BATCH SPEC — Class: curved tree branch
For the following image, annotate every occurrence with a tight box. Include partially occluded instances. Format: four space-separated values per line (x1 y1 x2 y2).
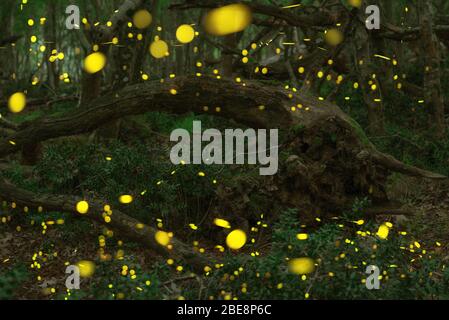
169 0 341 28
0 76 445 181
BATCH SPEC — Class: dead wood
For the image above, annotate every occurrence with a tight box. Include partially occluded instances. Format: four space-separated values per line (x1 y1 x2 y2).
0 76 445 219
0 178 210 273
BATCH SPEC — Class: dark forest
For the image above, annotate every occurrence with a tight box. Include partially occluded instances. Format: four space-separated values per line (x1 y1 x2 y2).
1 0 449 301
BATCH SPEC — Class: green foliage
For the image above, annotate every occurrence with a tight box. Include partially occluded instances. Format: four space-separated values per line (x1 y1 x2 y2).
372 126 449 176
62 260 167 300
0 265 29 299
6 100 76 124
145 112 240 134
349 197 371 218
199 208 449 300
336 67 449 176
1 0 449 302
30 137 225 228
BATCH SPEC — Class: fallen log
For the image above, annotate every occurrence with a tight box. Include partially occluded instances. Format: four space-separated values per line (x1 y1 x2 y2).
0 178 210 273
0 75 446 264
0 76 445 216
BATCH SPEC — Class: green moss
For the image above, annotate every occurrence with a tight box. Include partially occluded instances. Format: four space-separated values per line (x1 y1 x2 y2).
291 124 305 135
347 117 371 146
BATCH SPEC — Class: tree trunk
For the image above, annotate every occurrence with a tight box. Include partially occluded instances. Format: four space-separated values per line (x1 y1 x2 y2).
44 0 59 92
222 34 237 77
420 0 446 138
354 4 385 136
0 2 16 96
79 0 145 140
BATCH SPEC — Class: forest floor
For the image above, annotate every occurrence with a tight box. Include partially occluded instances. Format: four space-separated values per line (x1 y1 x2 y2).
389 177 449 245
2 174 449 300
2 102 449 299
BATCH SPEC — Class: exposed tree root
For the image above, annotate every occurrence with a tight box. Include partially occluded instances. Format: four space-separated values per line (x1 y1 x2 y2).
0 76 446 258
358 150 447 180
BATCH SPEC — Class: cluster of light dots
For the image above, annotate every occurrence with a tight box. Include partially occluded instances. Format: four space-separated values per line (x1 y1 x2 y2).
2 187 446 300
1 1 439 300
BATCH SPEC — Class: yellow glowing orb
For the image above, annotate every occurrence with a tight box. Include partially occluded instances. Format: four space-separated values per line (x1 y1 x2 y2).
296 233 308 240
214 218 231 229
83 52 106 74
133 10 153 29
155 231 170 246
203 4 252 36
76 260 95 278
8 92 27 113
176 24 195 44
325 29 344 46
76 201 89 214
288 257 315 275
348 0 362 8
226 229 247 250
149 40 169 59
377 224 389 239
119 195 133 204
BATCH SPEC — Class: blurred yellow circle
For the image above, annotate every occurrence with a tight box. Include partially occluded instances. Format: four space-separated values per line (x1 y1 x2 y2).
176 24 195 44
226 229 247 250
150 40 169 59
133 10 152 29
8 92 27 113
203 4 252 36
76 201 89 214
325 29 344 46
76 260 95 278
83 52 107 74
155 231 170 246
288 258 315 275
119 195 133 204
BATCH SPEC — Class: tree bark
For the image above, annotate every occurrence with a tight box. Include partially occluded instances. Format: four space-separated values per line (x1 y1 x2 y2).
0 179 210 273
44 0 59 91
420 1 446 138
356 4 385 136
0 77 445 216
80 0 145 106
79 0 146 141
